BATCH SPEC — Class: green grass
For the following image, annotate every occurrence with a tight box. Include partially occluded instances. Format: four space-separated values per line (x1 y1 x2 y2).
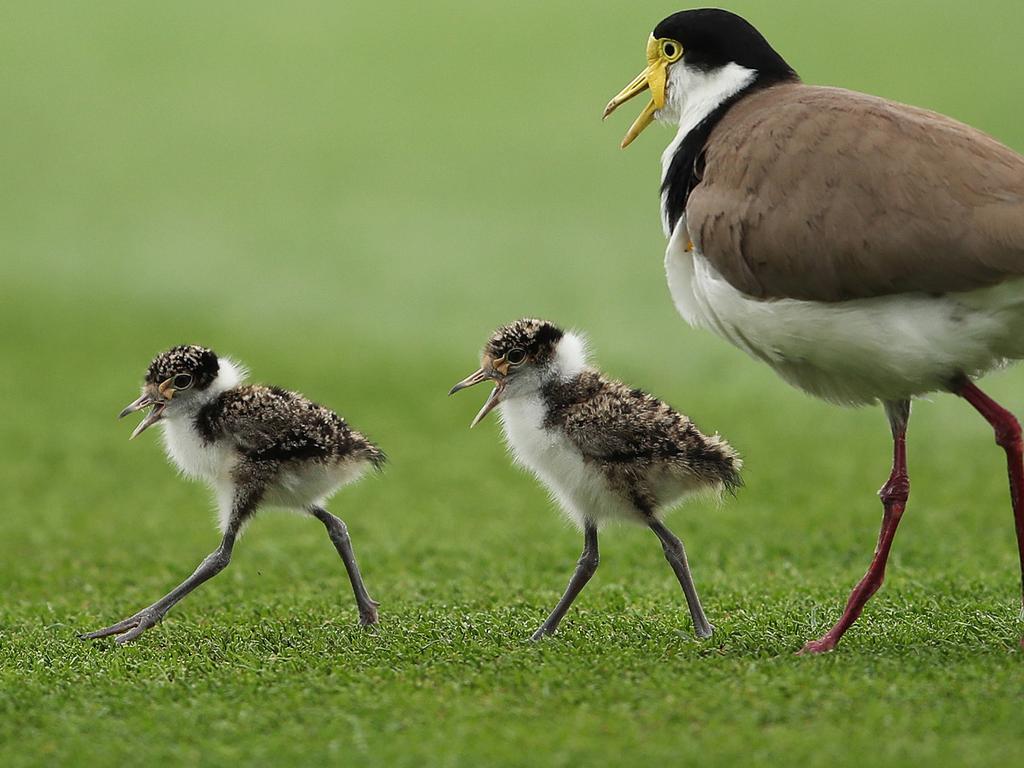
3 1 1024 765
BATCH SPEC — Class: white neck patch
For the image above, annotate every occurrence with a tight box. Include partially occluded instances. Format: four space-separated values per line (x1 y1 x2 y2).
211 357 247 394
658 61 756 236
552 332 589 379
660 60 757 137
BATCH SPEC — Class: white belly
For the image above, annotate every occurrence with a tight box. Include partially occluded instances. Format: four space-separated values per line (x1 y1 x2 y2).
262 460 370 510
664 227 1024 405
497 395 638 528
161 416 370 532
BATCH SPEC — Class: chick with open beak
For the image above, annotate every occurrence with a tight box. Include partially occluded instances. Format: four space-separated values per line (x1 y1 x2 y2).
450 319 742 641
448 349 520 428
118 344 220 439
83 344 387 645
120 374 187 438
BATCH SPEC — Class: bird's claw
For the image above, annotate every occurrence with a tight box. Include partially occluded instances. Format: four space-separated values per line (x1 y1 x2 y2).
797 636 837 655
79 609 165 645
358 603 380 626
529 626 554 642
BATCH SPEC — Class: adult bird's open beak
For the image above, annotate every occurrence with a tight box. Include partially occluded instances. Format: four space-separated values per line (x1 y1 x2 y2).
119 388 166 440
449 368 505 428
603 36 671 148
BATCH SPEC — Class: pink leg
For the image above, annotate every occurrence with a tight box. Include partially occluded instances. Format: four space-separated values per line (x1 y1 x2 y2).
800 401 911 654
955 378 1024 648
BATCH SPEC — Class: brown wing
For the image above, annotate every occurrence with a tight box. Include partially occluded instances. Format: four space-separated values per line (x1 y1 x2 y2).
685 84 1024 302
556 379 692 464
198 386 354 462
545 373 742 490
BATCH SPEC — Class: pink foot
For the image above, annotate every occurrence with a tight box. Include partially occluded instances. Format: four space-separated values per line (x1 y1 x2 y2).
797 636 837 655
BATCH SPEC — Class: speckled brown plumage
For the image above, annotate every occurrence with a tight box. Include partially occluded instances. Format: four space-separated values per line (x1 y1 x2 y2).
542 370 741 512
81 345 385 645
451 318 741 641
195 385 385 468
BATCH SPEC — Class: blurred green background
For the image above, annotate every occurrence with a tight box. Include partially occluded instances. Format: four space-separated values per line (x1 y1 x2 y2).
2 1 1024 766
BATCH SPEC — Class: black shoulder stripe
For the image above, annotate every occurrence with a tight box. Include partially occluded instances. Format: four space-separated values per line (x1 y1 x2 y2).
661 75 789 235
194 399 221 444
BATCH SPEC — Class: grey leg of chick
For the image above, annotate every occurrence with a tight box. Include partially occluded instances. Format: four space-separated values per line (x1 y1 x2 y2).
649 519 714 639
80 521 240 645
310 506 379 626
531 522 599 641
81 480 264 645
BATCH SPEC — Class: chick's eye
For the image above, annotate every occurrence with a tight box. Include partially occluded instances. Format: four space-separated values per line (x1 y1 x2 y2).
661 40 682 61
172 373 194 390
506 348 526 365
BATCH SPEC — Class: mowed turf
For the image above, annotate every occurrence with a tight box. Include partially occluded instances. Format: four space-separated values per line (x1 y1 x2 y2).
2 1 1024 765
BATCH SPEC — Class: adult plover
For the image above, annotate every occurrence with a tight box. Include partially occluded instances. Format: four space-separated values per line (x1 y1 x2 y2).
603 8 1024 651
80 345 386 644
450 319 741 640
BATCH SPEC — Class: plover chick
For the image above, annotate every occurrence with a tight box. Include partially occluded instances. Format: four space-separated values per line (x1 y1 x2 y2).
450 319 741 640
81 345 386 645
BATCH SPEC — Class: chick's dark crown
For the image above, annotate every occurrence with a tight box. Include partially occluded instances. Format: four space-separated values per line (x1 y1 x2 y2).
484 319 564 363
145 345 220 389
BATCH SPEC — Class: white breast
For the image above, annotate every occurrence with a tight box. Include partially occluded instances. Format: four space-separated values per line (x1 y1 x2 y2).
497 394 638 528
664 226 1024 404
161 417 237 483
158 417 238 532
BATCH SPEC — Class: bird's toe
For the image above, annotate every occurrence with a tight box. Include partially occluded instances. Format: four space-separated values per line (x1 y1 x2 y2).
80 608 166 644
112 610 165 644
797 637 836 655
79 615 140 641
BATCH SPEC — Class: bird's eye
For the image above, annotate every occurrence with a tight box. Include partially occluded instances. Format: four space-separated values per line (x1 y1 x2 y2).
506 348 527 365
172 373 194 390
661 40 682 62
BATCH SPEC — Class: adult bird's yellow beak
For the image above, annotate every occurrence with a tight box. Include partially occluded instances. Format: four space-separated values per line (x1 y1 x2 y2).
449 366 505 428
603 36 674 148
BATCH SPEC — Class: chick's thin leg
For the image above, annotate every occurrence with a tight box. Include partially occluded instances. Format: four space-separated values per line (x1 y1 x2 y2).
310 505 379 626
80 524 238 645
649 519 714 639
532 523 599 641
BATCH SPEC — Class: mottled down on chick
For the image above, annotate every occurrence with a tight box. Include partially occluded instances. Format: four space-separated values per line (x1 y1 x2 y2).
451 318 741 641
81 345 385 645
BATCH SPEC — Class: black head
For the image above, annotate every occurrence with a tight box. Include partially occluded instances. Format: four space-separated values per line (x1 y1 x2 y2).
604 8 798 147
653 9 796 79
144 345 220 391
